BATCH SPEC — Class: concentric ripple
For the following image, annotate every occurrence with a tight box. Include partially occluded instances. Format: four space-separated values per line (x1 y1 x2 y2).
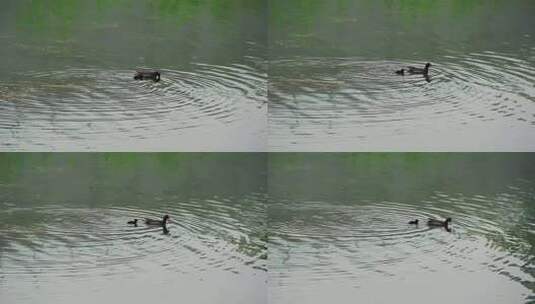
269 51 535 150
0 63 266 150
269 185 535 304
0 201 267 282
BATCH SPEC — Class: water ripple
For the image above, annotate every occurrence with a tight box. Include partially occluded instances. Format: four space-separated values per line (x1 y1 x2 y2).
0 63 266 150
0 202 267 280
269 51 535 150
270 187 535 302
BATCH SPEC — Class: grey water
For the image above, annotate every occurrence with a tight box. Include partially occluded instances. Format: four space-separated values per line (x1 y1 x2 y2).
268 0 535 151
0 0 266 151
0 154 267 304
268 154 535 304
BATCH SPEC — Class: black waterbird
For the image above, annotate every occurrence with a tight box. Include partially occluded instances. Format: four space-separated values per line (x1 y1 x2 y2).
427 217 452 232
134 70 161 82
407 63 431 75
145 214 170 226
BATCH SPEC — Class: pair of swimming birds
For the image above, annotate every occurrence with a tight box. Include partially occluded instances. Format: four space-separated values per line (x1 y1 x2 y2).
395 63 431 76
128 214 169 226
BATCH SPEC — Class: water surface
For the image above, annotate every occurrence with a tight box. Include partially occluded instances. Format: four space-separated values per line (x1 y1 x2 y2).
268 0 535 151
0 153 267 304
0 0 266 151
269 153 535 304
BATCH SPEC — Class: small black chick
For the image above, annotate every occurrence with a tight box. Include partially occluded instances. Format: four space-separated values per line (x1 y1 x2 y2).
127 219 138 226
395 69 405 75
408 219 419 225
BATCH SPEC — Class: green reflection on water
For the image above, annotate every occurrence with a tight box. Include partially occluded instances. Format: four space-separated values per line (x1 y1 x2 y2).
0 153 266 208
14 0 264 33
269 0 535 58
269 153 535 200
1 0 266 73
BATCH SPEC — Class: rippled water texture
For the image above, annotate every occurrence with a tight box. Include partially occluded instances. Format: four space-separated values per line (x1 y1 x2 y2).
269 0 535 151
269 154 535 304
0 1 266 151
0 65 266 150
0 154 267 304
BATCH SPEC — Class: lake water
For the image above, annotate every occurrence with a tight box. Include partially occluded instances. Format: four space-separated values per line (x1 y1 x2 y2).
0 0 266 151
0 154 267 304
1 153 534 303
268 0 535 151
269 154 535 304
